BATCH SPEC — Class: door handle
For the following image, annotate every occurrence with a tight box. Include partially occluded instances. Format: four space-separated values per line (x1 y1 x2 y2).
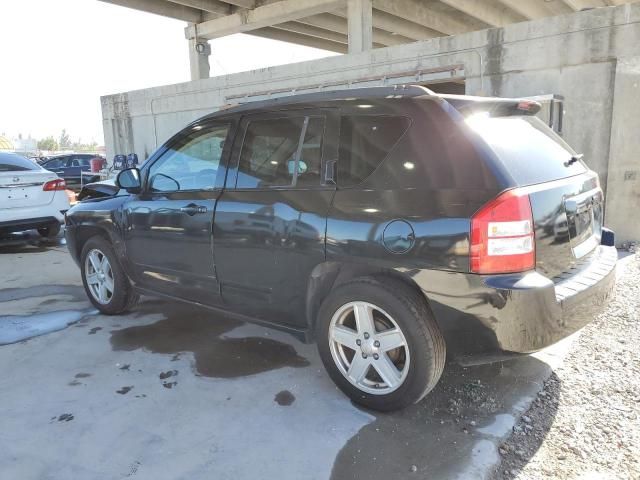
180 204 208 216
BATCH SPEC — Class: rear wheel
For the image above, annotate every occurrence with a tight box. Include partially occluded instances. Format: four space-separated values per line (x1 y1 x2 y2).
316 276 445 411
80 236 138 314
37 223 61 238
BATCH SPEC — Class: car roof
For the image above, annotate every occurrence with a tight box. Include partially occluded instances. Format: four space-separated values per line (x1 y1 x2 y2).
197 85 435 123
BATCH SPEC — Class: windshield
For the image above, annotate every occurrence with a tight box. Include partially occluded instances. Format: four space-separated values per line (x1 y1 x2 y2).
466 114 587 185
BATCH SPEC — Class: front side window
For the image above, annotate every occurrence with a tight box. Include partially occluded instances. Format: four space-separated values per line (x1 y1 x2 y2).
236 115 325 189
148 124 229 192
338 115 411 187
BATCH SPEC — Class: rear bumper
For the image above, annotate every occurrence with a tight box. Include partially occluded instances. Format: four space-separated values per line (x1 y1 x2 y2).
0 215 63 233
421 245 617 357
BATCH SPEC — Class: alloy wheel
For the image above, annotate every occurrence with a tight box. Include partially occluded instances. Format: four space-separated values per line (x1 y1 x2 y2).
328 301 410 395
85 248 115 305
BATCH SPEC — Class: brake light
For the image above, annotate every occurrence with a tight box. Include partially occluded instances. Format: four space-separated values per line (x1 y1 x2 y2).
43 179 66 191
470 189 535 274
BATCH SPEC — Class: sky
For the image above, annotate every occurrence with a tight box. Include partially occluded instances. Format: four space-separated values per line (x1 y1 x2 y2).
0 0 336 145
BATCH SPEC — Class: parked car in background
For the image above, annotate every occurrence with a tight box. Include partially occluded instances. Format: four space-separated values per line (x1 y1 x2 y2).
66 86 617 411
0 152 69 238
40 154 105 191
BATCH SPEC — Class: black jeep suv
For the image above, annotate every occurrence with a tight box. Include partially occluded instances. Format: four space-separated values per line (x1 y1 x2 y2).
65 86 616 411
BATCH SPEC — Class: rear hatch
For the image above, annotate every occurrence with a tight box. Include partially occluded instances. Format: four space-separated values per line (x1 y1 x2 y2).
448 96 603 278
0 166 59 209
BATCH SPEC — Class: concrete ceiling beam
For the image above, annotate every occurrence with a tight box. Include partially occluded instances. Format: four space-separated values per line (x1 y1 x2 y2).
561 0 609 11
372 0 476 35
437 0 526 26
166 0 230 15
98 0 203 23
297 13 413 46
247 26 349 52
274 21 348 44
224 0 257 8
495 0 570 19
368 10 442 39
186 0 345 39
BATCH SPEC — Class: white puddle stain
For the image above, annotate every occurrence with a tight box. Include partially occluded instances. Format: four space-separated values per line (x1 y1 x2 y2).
0 310 94 345
477 413 516 437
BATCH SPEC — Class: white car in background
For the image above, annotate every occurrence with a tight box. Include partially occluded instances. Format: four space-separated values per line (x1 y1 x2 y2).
0 152 70 238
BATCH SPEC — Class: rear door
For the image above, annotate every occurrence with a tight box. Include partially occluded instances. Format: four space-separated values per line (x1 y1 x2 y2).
0 154 59 210
213 109 338 327
466 114 601 277
66 155 92 189
122 121 233 305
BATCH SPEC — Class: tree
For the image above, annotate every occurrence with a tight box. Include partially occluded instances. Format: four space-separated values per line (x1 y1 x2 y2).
72 139 99 152
37 136 58 151
59 129 71 150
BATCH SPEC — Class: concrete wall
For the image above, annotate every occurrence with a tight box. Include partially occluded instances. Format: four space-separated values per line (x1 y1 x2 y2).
604 55 640 245
101 3 640 243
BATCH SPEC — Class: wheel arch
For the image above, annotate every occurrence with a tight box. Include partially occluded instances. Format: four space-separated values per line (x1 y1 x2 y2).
305 261 432 340
73 224 107 254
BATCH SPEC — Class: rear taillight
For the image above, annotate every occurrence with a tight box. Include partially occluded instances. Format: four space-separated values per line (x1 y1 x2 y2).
43 179 66 191
470 189 535 274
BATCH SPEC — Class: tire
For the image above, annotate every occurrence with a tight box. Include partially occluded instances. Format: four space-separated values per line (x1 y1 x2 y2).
80 235 139 315
38 223 61 238
316 276 446 411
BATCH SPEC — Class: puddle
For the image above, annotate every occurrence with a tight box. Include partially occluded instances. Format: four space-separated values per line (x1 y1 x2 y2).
57 413 74 422
110 302 309 379
477 413 515 437
159 370 178 380
0 309 92 345
330 357 555 480
274 390 296 406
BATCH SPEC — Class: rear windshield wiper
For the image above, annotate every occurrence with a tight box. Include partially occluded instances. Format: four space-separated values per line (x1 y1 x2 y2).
564 153 584 167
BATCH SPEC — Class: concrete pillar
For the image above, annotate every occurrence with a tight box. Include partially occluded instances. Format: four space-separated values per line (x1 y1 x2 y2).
605 56 640 245
188 34 211 80
347 0 373 54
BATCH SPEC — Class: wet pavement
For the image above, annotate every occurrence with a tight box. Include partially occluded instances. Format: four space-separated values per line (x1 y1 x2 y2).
0 230 573 480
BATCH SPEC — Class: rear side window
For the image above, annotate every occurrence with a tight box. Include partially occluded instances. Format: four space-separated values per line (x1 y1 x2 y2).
338 115 410 187
467 115 587 185
237 115 325 188
0 153 38 172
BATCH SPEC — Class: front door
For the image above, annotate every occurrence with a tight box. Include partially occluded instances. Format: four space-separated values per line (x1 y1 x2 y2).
123 121 232 306
213 109 338 328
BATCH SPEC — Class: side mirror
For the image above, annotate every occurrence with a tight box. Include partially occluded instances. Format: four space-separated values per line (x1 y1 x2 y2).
116 168 142 193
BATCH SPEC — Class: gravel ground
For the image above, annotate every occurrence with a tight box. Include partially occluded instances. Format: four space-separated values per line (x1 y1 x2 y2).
493 252 640 480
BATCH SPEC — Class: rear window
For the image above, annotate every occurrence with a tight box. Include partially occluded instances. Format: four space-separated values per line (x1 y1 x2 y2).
338 115 410 187
0 153 39 172
466 114 587 185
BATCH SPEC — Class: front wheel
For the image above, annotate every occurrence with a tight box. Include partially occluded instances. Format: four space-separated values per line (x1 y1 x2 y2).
80 236 138 314
316 276 446 411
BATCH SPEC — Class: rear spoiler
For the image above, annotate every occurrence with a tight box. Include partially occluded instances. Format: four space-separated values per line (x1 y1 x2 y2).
437 94 541 117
